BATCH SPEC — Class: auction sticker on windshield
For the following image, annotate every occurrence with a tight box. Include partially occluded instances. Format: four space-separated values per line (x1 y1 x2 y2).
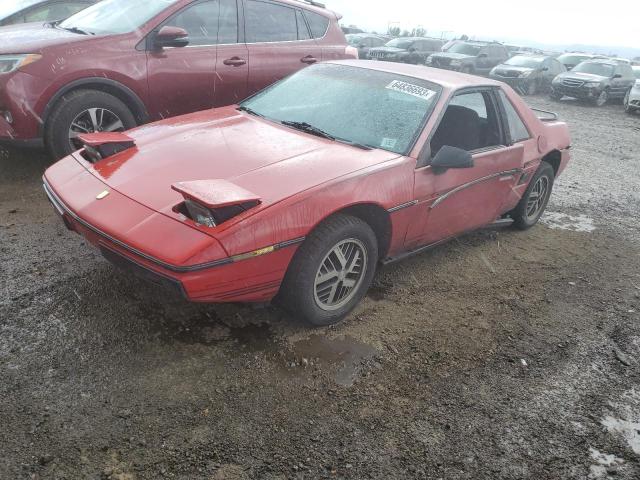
386 80 436 101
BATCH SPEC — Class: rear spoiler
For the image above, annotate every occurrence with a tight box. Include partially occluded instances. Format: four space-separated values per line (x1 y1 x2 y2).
77 132 136 162
171 180 261 209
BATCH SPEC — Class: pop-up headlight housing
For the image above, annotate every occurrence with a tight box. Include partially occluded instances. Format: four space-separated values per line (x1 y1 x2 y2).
172 180 261 228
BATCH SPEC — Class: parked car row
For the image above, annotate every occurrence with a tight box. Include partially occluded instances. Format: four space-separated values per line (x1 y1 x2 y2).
0 0 356 159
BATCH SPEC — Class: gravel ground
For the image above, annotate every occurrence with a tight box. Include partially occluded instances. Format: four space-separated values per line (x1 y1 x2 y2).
1 96 639 480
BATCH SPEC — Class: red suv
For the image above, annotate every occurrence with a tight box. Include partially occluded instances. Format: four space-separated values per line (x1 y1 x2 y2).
0 0 353 158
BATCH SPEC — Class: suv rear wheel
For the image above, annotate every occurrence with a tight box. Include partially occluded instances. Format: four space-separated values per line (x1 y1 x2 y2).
45 89 137 160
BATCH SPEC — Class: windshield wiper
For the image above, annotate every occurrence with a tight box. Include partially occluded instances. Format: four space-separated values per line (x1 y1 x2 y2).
281 121 374 150
280 121 335 140
59 25 94 35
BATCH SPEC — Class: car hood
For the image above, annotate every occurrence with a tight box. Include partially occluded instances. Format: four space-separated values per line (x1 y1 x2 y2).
77 107 400 221
556 72 608 82
494 64 535 73
432 52 473 60
0 23 90 53
369 47 405 54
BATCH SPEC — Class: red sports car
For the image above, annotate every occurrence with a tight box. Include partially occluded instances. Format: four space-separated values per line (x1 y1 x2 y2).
43 61 571 326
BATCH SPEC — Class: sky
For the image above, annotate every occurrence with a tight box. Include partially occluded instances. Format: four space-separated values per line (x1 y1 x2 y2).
325 0 639 50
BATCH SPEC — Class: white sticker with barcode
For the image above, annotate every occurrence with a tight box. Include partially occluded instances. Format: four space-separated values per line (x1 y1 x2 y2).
380 138 398 149
386 80 436 101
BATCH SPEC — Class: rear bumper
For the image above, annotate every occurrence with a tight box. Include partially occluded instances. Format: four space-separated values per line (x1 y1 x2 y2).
43 177 299 303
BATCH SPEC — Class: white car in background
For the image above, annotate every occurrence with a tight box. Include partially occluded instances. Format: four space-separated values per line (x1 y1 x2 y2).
625 66 640 114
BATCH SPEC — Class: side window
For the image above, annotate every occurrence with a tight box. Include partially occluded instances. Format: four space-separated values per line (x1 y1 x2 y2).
295 10 311 40
218 0 238 44
431 91 503 156
167 1 219 46
246 0 297 43
304 11 329 39
498 90 530 143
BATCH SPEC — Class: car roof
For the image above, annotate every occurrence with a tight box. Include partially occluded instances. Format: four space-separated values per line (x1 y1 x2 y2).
584 59 618 66
328 60 503 90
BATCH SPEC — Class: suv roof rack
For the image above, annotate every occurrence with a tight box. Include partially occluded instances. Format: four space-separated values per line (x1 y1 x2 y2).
295 0 326 8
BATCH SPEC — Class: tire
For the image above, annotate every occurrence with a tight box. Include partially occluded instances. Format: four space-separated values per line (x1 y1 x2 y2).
279 214 378 326
526 80 537 96
45 89 137 160
511 162 555 230
550 90 563 101
594 89 609 107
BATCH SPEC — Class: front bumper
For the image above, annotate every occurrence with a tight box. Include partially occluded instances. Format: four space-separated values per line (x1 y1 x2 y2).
551 83 602 99
0 71 49 142
43 167 299 303
628 88 640 109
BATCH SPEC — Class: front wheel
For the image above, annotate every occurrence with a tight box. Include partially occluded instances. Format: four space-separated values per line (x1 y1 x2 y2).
279 214 378 326
550 90 563 101
594 89 609 107
511 162 555 230
624 89 636 114
45 89 137 160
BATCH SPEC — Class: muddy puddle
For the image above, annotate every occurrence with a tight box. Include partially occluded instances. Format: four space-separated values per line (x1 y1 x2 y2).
290 335 379 387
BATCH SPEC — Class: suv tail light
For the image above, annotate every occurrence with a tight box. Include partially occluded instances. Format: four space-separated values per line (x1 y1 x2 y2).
346 46 359 59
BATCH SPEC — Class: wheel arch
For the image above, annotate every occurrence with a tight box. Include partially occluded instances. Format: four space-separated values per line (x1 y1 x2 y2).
40 78 150 135
314 202 393 260
541 149 561 176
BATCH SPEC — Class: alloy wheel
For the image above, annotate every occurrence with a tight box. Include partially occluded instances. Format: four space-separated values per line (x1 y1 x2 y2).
68 108 125 149
526 176 550 220
314 238 368 311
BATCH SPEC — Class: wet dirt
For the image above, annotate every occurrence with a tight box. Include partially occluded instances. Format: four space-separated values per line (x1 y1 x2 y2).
1 97 640 479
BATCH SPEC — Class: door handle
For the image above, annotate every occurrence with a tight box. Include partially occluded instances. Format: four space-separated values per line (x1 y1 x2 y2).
223 57 246 67
301 55 317 64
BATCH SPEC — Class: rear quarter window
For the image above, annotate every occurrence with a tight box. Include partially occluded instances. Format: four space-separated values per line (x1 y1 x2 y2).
498 90 531 143
246 0 297 43
304 10 329 39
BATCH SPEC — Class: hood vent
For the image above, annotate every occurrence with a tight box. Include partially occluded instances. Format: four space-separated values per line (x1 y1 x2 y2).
78 132 136 163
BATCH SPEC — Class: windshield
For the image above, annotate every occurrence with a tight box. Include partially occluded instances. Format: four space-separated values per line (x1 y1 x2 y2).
346 35 364 46
572 62 614 77
0 0 41 20
59 0 177 35
505 56 544 68
385 39 413 49
558 54 591 64
445 43 482 56
240 64 440 155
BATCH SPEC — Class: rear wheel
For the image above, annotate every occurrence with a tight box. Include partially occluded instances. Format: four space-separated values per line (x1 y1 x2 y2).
45 89 137 160
511 162 555 230
279 214 378 326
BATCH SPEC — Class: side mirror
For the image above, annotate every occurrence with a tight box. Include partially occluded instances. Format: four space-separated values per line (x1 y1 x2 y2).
358 44 366 49
154 26 189 49
431 146 474 170
613 73 622 79
542 67 549 71
408 47 417 52
478 53 488 58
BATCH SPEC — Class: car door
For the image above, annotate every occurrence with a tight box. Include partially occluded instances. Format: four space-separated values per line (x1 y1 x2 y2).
146 0 219 120
407 88 524 247
213 0 248 106
243 0 322 96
